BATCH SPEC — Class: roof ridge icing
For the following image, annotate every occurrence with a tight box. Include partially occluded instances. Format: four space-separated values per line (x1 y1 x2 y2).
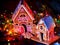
12 0 35 21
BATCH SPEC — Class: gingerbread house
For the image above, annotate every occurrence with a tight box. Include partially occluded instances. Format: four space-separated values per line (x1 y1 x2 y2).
12 0 59 45
37 16 56 41
12 0 35 34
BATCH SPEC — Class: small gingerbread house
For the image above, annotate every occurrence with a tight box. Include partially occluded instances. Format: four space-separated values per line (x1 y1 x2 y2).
37 16 56 41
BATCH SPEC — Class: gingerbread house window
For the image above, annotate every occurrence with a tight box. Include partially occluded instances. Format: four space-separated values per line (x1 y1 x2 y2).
20 15 25 17
39 25 44 30
16 24 18 25
40 26 43 30
28 23 30 25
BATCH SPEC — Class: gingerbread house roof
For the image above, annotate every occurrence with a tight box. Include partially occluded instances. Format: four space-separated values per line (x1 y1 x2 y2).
12 0 35 21
38 16 55 30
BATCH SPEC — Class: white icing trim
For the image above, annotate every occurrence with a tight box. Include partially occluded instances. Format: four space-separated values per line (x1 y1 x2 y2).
12 5 34 21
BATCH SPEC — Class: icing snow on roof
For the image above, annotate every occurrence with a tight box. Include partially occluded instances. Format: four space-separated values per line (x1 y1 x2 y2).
42 16 55 30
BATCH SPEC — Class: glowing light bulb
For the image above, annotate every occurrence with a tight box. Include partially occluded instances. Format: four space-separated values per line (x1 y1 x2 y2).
55 18 57 21
8 31 12 35
6 29 9 32
8 40 10 42
1 14 3 17
7 20 9 23
9 31 12 34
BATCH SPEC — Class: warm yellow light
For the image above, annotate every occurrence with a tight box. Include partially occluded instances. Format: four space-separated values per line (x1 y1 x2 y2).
7 20 9 23
1 14 3 17
8 31 12 34
38 13 44 16
55 18 57 21
9 31 12 34
5 25 7 28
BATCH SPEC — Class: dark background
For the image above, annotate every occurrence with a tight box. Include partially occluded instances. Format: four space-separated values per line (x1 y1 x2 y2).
0 0 60 15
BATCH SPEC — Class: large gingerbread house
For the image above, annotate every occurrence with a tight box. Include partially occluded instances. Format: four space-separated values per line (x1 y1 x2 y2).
12 0 34 33
12 0 59 45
